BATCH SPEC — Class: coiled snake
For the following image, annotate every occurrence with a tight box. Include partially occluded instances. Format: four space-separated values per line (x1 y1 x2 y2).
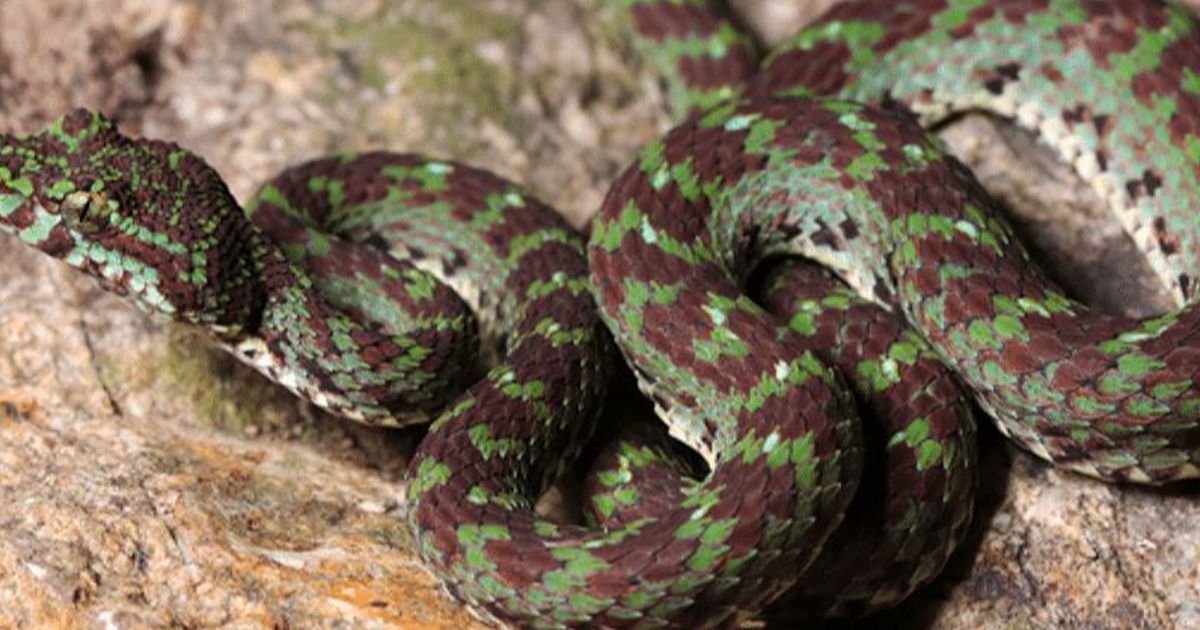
1 0 1198 627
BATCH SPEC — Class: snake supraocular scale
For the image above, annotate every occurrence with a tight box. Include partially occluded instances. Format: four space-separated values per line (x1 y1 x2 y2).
0 0 1199 628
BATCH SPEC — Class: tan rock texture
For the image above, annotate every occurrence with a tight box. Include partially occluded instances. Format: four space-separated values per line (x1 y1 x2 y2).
0 1 1198 628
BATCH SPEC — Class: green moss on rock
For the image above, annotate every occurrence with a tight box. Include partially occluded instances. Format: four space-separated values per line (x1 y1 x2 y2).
313 0 523 148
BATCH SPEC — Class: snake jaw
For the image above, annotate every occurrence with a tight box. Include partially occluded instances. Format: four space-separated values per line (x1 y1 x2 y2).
0 179 191 322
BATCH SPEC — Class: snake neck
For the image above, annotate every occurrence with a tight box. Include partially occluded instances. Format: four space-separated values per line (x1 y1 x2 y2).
194 217 276 342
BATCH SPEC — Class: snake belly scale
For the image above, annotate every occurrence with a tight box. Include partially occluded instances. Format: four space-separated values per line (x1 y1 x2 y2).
0 0 1198 628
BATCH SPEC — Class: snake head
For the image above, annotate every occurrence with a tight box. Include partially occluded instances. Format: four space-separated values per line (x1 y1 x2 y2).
0 109 265 335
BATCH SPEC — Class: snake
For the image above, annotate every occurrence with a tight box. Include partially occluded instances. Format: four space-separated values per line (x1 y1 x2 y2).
2 0 1200 627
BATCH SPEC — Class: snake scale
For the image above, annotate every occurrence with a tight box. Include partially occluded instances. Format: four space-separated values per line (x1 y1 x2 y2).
2 0 1199 627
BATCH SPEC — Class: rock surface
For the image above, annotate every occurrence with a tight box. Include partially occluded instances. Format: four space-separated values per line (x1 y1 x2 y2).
0 1 1198 628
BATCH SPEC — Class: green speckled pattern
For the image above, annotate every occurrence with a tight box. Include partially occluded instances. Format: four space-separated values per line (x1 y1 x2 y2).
583 0 1200 625
5 0 1200 627
746 0 1200 483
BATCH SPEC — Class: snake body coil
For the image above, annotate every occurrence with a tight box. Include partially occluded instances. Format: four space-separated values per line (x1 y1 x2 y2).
1 0 1199 627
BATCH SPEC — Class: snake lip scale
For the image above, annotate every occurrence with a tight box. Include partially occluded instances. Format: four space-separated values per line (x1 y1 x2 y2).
2 0 1200 627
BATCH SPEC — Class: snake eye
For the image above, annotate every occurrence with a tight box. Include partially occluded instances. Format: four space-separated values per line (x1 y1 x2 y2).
60 190 111 234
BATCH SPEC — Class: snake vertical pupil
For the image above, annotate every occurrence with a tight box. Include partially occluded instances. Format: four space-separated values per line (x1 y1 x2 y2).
60 190 109 233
